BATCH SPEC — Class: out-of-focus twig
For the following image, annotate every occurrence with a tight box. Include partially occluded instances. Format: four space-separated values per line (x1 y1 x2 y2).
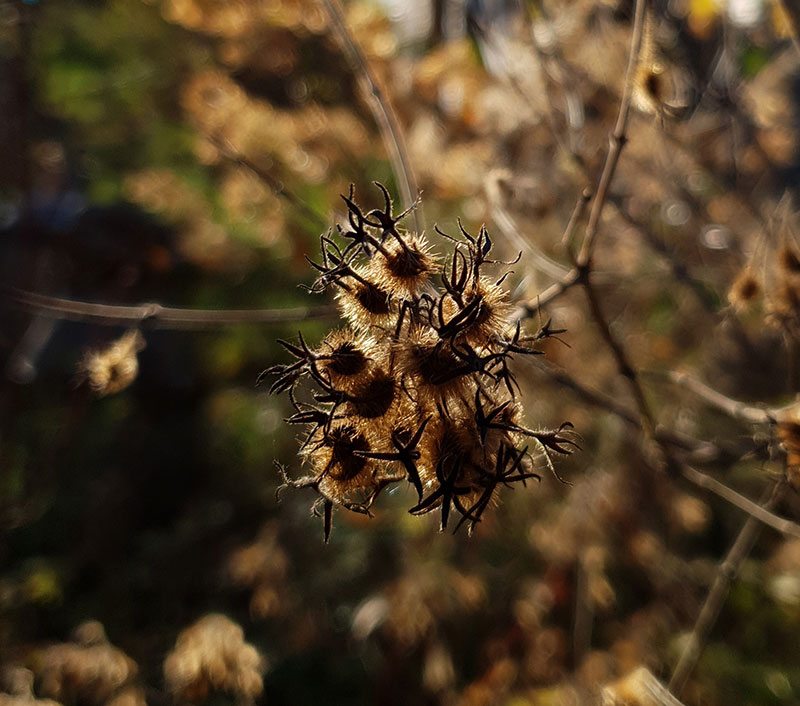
604 667 690 706
535 359 798 538
575 0 648 265
484 171 572 280
609 196 719 313
513 269 581 320
581 271 659 441
531 359 725 461
681 465 800 538
664 370 776 424
668 480 787 696
513 189 592 319
518 0 648 324
3 288 337 329
320 0 423 233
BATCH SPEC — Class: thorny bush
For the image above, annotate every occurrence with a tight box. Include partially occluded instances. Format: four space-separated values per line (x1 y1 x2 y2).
262 184 578 541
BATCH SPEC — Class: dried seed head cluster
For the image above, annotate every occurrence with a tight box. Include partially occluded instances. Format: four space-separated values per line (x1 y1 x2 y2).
0 667 60 706
34 621 139 706
263 184 576 541
163 614 264 705
78 330 146 397
728 233 800 338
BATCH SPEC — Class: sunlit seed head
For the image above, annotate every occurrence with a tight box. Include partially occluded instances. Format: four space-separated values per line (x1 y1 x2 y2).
79 330 145 397
348 368 396 420
325 424 371 481
396 328 473 400
368 233 438 295
317 330 371 389
335 270 394 330
267 184 571 538
448 278 514 347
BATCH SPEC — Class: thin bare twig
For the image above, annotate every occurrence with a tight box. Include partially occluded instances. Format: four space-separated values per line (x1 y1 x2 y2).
513 269 581 321
518 0 648 337
530 359 725 461
576 0 648 265
665 370 776 424
320 0 423 233
581 272 659 439
535 358 800 541
484 171 572 280
563 188 593 253
3 288 337 330
681 465 800 538
668 480 788 696
513 189 592 320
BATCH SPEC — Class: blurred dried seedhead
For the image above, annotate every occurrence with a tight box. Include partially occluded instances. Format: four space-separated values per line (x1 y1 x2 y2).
351 564 486 648
33 621 139 706
777 403 800 489
727 210 800 338
78 331 145 397
727 265 761 310
225 522 290 619
163 614 264 705
263 184 577 540
767 241 800 336
0 667 60 706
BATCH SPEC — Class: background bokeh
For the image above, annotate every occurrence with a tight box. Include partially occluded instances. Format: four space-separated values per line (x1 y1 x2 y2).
2 0 800 704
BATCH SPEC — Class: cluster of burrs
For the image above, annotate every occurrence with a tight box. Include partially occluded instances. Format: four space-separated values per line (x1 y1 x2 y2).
262 183 577 541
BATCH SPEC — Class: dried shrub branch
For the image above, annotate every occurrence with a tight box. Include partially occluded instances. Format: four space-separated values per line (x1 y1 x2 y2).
320 0 423 233
3 287 337 329
668 480 789 696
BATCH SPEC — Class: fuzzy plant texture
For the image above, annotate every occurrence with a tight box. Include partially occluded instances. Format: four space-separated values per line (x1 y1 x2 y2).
263 184 577 541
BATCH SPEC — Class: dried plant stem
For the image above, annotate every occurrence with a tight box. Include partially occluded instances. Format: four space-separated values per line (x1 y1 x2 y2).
320 0 423 233
532 359 722 460
513 190 592 319
513 269 581 320
3 288 337 330
518 0 647 317
538 358 799 539
576 0 648 265
681 466 800 538
484 172 572 279
668 481 787 697
665 371 775 424
572 551 593 667
580 273 658 439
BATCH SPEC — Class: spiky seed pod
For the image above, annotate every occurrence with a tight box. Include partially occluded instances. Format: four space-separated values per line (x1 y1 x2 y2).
265 184 574 539
396 327 475 403
457 277 515 347
316 330 371 393
335 267 395 331
303 422 383 509
345 366 397 420
313 423 371 482
368 233 438 296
